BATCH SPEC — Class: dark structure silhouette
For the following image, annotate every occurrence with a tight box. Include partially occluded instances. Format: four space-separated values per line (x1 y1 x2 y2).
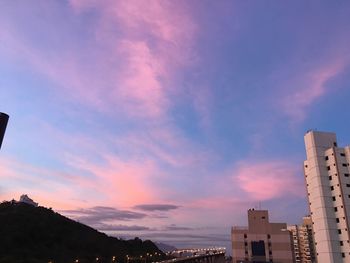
0 112 9 149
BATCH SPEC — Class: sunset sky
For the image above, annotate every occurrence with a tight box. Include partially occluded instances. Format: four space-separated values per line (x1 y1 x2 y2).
1 1 350 252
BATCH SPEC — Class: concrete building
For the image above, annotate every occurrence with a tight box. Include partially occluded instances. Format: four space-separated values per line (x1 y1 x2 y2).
304 131 350 262
231 209 294 263
288 216 316 263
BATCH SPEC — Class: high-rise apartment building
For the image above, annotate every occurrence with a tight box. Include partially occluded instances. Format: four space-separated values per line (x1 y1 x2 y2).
304 131 350 262
231 209 294 263
288 216 316 263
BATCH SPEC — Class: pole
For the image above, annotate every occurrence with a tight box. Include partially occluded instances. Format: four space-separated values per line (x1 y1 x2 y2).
0 112 9 150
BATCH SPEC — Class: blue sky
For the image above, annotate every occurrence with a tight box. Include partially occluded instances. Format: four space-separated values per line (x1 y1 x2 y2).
1 0 350 252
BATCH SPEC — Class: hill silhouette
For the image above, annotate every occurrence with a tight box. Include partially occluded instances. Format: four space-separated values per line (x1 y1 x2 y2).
0 201 164 263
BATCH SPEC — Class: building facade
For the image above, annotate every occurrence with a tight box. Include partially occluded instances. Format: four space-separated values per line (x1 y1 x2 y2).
288 216 316 263
304 131 350 262
232 209 294 263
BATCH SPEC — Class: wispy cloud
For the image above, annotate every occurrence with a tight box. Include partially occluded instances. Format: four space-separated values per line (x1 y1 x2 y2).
134 204 180 212
63 206 147 223
234 161 305 200
163 225 193 231
281 60 347 122
96 224 151 232
67 0 197 120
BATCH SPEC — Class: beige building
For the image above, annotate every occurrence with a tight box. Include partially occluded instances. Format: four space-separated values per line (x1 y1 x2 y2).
288 216 316 263
232 209 294 263
304 131 350 262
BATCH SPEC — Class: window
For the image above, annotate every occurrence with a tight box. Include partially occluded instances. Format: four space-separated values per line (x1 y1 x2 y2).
334 142 338 147
331 186 334 191
338 229 342 234
329 176 332 180
262 216 266 219
244 234 247 238
342 253 345 258
347 184 350 187
335 207 338 212
251 241 265 257
336 218 340 223
267 234 271 239
343 163 348 167
345 174 350 177
341 153 346 157
340 241 344 246
244 242 248 246
333 196 336 201
327 166 331 170
325 156 329 161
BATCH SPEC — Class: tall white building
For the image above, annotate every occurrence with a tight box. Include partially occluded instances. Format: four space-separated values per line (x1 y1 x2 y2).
304 131 350 262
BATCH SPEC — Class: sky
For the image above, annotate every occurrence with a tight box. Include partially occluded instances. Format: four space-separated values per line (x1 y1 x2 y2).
1 0 350 253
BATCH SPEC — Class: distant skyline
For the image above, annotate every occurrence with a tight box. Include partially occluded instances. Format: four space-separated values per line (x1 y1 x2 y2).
1 1 350 251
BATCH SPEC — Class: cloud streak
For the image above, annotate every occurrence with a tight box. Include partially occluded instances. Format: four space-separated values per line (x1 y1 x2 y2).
234 161 305 201
281 60 347 122
63 206 147 224
133 204 180 212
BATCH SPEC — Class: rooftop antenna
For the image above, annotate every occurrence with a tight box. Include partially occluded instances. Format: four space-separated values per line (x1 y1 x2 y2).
0 112 9 150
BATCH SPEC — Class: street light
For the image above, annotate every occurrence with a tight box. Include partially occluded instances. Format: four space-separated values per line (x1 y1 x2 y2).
0 112 9 150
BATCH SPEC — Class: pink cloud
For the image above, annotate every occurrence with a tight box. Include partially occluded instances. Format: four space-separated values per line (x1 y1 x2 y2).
101 0 197 119
281 59 346 123
0 157 89 209
1 1 197 121
0 153 160 209
64 154 161 207
112 1 194 44
234 161 305 200
114 40 168 119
